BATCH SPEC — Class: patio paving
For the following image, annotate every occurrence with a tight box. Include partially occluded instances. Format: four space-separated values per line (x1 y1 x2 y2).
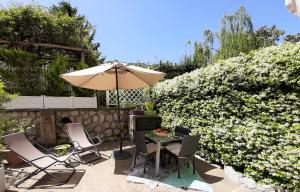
4 141 252 192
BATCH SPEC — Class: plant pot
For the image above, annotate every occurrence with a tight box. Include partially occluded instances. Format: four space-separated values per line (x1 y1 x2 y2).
130 110 144 115
1 149 23 165
0 164 6 192
144 111 157 116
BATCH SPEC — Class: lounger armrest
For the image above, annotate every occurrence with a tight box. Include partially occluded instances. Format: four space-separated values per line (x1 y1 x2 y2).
70 140 83 149
28 155 57 164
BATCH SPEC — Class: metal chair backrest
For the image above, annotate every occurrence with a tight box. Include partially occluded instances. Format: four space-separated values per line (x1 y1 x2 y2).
174 126 191 137
2 132 44 162
133 131 147 154
179 135 200 157
65 123 92 148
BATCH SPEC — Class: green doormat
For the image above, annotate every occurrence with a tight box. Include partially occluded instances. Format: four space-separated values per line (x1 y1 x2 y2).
126 159 213 192
161 166 213 192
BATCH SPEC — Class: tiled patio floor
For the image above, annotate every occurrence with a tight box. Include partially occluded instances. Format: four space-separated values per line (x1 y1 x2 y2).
4 141 252 192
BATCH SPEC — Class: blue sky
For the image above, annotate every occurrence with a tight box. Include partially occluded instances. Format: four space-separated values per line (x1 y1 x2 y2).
1 0 300 63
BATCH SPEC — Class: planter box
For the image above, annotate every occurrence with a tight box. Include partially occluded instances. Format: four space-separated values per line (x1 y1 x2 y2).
129 110 144 115
0 165 6 192
144 111 157 116
2 150 24 165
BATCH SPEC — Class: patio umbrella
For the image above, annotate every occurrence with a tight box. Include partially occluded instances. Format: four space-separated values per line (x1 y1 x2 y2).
60 61 165 160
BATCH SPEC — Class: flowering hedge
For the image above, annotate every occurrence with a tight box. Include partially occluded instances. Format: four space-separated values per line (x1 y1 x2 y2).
154 43 300 191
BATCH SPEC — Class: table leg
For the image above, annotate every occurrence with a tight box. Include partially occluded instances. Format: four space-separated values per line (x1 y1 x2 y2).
155 142 161 176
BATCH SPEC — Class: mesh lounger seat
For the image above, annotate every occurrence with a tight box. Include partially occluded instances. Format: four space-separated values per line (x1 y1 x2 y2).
65 123 102 163
2 132 76 187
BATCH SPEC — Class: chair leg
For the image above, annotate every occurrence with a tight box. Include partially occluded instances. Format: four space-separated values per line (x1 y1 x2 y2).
193 159 195 174
133 152 137 167
177 159 181 179
168 154 171 165
187 161 190 168
143 155 148 173
162 150 165 167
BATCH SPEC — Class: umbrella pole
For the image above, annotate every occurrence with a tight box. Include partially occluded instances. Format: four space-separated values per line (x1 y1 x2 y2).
116 71 122 152
112 65 132 160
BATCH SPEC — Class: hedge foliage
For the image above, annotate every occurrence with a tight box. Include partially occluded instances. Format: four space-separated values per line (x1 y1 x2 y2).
154 43 300 191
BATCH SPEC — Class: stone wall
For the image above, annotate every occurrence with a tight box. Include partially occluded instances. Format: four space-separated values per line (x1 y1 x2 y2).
0 108 130 145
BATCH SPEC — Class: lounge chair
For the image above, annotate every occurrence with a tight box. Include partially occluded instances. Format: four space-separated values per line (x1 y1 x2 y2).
65 123 102 163
165 135 200 178
2 132 75 187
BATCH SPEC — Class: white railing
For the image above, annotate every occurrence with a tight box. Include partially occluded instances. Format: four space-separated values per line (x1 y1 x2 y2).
4 96 97 109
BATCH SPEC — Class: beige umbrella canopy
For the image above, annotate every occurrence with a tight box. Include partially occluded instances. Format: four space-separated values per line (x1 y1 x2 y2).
60 61 165 90
61 61 165 159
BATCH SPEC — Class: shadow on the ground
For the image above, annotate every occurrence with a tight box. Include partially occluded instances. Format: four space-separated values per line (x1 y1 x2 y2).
113 146 135 175
113 146 225 185
28 169 85 189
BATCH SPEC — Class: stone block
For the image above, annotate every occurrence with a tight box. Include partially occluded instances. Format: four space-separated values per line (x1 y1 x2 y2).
98 133 104 139
113 113 119 121
92 115 99 122
111 122 117 129
105 129 113 137
113 128 120 136
86 123 96 132
79 110 85 115
84 118 92 125
89 111 96 116
83 114 89 120
75 116 83 123
95 126 103 133
70 111 79 116
99 114 105 123
103 122 110 129
106 114 113 122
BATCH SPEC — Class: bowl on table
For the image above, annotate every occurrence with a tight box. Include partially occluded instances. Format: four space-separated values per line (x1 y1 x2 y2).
153 128 169 137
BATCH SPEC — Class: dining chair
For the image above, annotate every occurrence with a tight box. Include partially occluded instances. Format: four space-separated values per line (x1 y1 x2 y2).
165 135 200 178
133 131 158 173
174 126 191 137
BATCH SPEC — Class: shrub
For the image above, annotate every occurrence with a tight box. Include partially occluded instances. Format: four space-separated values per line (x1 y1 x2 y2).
153 42 300 191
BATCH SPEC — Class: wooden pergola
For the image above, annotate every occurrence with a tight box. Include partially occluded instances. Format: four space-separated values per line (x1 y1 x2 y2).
0 39 88 62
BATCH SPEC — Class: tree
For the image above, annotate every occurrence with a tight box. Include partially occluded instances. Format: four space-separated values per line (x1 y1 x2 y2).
284 33 300 43
50 1 78 17
45 54 69 96
255 25 285 47
213 7 258 60
0 48 43 95
0 79 13 109
0 2 103 67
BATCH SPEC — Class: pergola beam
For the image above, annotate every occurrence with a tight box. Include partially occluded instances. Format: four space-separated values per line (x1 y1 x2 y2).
0 39 88 53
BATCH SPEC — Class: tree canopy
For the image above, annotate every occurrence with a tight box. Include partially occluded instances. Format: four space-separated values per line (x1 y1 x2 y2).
0 1 103 66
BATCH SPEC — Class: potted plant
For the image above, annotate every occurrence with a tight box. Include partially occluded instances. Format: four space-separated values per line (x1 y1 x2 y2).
144 101 157 116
